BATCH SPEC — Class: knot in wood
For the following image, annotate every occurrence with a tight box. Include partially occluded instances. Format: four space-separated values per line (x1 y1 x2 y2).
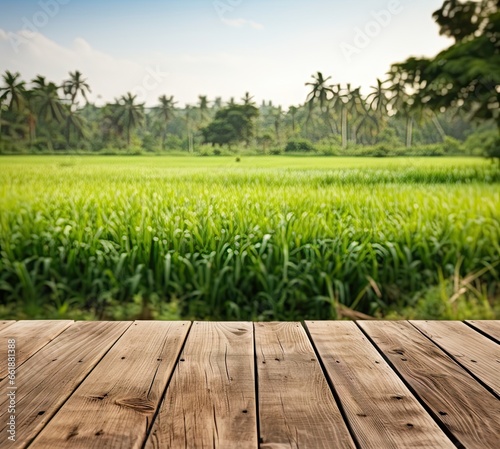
115 397 155 414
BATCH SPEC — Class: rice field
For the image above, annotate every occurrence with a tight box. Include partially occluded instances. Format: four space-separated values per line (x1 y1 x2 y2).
0 156 499 320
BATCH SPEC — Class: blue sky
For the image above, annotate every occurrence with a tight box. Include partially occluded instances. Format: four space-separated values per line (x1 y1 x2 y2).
0 0 452 107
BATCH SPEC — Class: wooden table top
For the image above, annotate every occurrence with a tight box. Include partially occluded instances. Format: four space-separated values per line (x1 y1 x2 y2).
0 320 498 448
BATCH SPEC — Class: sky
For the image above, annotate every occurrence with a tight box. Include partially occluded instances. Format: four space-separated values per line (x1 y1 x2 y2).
0 0 453 108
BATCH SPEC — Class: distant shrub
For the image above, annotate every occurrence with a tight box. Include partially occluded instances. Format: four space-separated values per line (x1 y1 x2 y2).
442 136 464 154
285 139 316 153
464 129 497 156
213 148 222 156
417 144 445 157
373 144 390 157
164 135 184 151
319 146 342 156
376 128 403 148
485 136 500 161
128 146 144 155
269 147 283 155
141 133 156 152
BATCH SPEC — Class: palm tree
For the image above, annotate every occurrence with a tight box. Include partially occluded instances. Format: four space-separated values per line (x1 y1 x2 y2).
31 75 47 91
272 106 284 144
304 99 316 134
330 84 350 148
306 72 335 134
367 79 390 118
23 90 38 145
155 95 177 149
184 105 196 152
213 97 223 110
0 71 27 146
64 106 87 147
197 95 210 124
0 71 26 112
31 78 66 150
101 102 122 144
413 98 447 141
346 87 366 144
32 79 65 123
62 71 91 108
349 87 378 145
0 97 5 143
388 81 415 148
306 72 333 110
115 93 145 147
288 106 299 134
241 92 255 106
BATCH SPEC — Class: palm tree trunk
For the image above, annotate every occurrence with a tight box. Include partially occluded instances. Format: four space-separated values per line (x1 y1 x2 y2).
321 110 334 135
29 117 36 145
341 106 348 149
188 132 193 152
406 116 413 148
127 126 131 148
162 127 167 150
65 119 71 148
432 113 446 140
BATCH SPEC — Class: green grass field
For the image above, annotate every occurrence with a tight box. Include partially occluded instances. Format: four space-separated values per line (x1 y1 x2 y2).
0 156 499 320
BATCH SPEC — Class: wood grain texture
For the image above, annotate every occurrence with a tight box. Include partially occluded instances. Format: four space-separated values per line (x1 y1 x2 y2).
0 320 73 380
411 320 500 396
145 322 257 449
360 320 500 449
0 321 131 448
0 320 15 331
256 322 356 449
31 321 190 449
465 320 500 343
306 321 455 449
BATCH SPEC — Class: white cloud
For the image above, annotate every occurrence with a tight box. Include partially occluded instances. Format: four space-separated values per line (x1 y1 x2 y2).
221 18 264 29
0 29 170 106
0 28 274 107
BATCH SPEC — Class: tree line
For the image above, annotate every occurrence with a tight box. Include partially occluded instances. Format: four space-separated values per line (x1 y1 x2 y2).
0 0 497 156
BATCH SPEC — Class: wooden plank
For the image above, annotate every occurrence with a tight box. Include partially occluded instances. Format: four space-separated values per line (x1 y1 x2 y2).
360 320 500 449
145 322 257 449
0 321 131 448
0 320 15 331
411 321 500 396
0 320 73 380
256 322 356 449
465 320 500 343
306 321 455 449
31 321 191 449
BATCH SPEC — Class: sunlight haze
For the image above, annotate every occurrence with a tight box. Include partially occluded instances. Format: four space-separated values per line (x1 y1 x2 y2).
0 0 453 106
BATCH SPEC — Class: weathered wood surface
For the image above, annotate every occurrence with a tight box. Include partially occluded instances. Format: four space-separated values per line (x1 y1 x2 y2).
0 320 15 331
256 322 356 449
0 320 73 380
0 321 131 448
1 320 498 449
465 320 500 343
411 320 500 396
145 322 257 449
360 320 500 449
31 321 190 449
306 321 456 449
